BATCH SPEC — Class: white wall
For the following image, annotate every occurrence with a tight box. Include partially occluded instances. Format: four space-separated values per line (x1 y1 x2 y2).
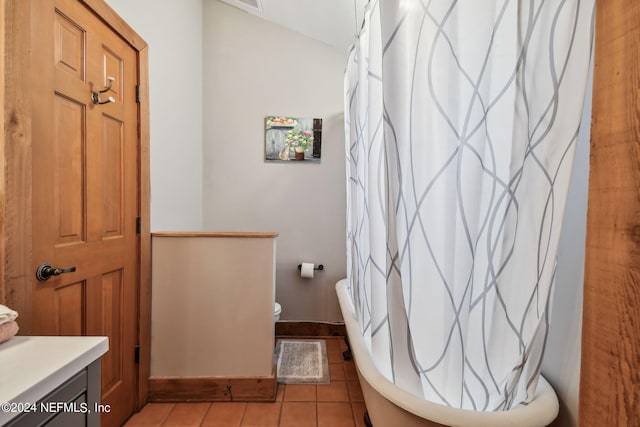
542 60 593 427
202 0 347 321
105 0 204 231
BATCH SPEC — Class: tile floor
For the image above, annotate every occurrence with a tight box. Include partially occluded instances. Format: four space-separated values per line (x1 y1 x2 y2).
124 337 368 427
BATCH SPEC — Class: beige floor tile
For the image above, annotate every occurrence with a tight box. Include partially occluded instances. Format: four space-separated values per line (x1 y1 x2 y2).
123 403 174 426
240 402 282 427
317 381 350 402
201 402 246 427
279 402 317 427
329 363 346 381
343 361 358 380
326 346 343 364
283 384 317 402
317 402 355 427
161 402 210 426
347 380 364 402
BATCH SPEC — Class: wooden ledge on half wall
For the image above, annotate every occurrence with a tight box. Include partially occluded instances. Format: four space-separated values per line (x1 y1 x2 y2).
151 231 279 238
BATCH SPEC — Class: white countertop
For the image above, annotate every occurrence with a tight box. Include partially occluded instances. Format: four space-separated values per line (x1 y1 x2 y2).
0 336 108 425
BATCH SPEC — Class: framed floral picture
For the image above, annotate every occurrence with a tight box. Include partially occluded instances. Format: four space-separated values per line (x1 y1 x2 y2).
264 116 322 162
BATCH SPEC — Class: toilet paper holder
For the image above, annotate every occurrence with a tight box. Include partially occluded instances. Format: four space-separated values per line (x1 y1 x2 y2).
298 264 324 271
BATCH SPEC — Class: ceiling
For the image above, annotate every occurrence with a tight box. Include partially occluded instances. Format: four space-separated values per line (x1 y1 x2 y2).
218 0 367 52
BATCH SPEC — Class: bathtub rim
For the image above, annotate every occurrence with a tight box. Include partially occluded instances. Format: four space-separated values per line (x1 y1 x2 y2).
335 278 559 427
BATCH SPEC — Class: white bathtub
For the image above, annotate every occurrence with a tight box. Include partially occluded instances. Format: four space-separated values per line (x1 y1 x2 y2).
335 279 559 427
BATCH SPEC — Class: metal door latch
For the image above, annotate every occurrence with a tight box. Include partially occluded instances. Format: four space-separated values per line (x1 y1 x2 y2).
35 263 77 281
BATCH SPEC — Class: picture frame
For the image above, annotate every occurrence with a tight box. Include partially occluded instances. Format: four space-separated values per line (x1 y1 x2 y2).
264 116 322 162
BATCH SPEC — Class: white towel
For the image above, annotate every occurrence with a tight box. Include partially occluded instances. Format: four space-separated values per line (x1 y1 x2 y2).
0 304 18 326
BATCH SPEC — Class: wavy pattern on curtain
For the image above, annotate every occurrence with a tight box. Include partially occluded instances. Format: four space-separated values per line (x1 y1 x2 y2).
344 0 593 411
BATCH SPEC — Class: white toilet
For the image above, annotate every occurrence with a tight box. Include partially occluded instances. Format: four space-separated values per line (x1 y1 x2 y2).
274 302 282 323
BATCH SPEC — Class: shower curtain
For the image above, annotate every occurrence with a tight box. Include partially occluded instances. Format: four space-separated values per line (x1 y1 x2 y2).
344 0 594 411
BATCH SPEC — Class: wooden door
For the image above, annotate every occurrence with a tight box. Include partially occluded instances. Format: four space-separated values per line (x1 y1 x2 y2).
579 0 640 425
30 0 139 425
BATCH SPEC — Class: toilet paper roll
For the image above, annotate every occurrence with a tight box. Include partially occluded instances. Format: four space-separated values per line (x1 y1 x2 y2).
300 262 315 279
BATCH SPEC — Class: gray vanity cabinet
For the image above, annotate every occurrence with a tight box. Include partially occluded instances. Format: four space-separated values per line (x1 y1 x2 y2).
5 360 101 427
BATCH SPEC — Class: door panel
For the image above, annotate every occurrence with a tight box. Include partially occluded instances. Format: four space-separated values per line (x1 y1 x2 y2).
104 270 124 387
54 282 84 335
31 1 139 426
54 11 85 80
101 114 124 237
102 47 123 103
53 94 86 245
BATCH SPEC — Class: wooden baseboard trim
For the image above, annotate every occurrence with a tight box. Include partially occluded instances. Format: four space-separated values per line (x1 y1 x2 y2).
275 321 346 337
148 375 277 402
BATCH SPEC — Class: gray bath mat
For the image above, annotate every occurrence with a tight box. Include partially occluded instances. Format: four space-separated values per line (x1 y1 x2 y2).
275 339 330 384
